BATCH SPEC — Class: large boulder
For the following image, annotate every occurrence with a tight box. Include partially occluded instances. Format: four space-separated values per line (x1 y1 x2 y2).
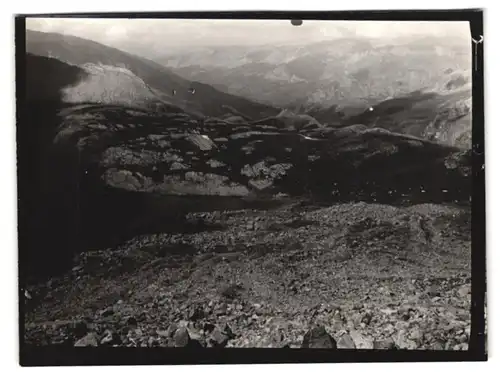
301 326 337 349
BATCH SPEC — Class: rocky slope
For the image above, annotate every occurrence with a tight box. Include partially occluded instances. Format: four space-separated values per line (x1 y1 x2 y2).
24 200 472 349
20 53 473 350
57 101 471 204
21 94 466 262
50 99 472 256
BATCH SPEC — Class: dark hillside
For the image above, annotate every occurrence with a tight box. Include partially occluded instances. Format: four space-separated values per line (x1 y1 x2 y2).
20 54 89 280
26 30 278 119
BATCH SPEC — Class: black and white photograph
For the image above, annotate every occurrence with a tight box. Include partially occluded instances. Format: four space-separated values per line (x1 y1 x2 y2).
16 11 486 365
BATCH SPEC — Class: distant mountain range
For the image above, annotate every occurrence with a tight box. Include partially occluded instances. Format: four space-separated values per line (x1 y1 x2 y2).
151 36 472 148
157 36 471 109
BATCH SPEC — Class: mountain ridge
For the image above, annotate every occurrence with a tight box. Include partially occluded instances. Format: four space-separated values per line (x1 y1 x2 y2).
26 29 279 120
158 37 471 108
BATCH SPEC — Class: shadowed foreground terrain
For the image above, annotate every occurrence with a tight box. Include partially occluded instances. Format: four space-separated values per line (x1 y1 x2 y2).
21 51 473 350
26 201 471 349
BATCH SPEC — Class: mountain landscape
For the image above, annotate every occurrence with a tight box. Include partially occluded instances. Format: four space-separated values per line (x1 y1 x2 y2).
158 36 472 148
158 36 470 105
20 24 476 352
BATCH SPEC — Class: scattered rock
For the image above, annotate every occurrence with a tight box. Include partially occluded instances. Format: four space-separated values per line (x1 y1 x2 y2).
177 320 190 328
165 323 178 337
126 317 138 327
188 330 206 347
23 122 474 349
215 303 228 316
301 326 337 349
207 159 226 168
74 332 99 347
453 343 468 351
353 303 363 311
173 328 191 347
223 324 235 339
156 330 170 338
333 309 343 321
203 323 216 333
361 312 373 325
69 320 89 338
409 328 423 344
337 333 356 349
100 330 121 346
171 161 190 171
99 307 114 317
349 330 374 349
148 336 159 347
458 285 470 298
431 340 446 350
373 338 397 349
186 134 216 151
189 305 205 321
427 285 441 297
221 284 244 300
208 326 229 348
457 333 468 344
395 330 418 350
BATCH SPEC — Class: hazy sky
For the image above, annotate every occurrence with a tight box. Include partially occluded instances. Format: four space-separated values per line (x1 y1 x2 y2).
26 18 471 49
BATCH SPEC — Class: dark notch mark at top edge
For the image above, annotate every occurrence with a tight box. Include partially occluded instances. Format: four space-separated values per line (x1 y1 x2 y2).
17 9 483 21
